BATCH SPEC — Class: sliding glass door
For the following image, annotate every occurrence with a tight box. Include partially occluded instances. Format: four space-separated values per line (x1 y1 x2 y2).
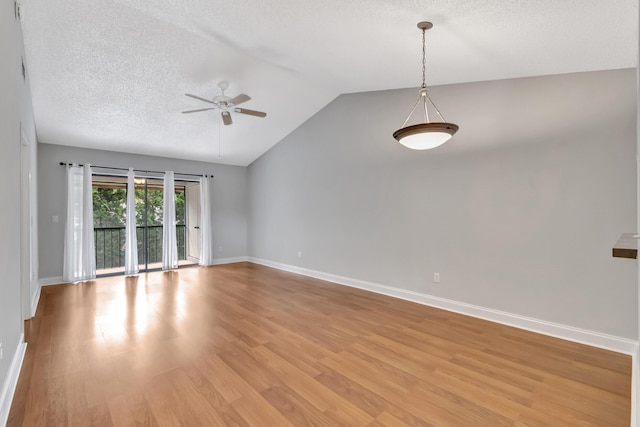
92 175 196 275
185 182 201 263
93 176 126 273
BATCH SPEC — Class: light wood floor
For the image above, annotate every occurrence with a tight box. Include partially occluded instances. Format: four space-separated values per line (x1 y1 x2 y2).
8 262 631 426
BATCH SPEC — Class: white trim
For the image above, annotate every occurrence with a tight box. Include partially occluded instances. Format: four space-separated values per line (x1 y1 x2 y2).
249 257 638 356
0 335 26 427
40 260 249 286
30 283 41 318
632 343 639 427
39 276 64 287
209 256 249 266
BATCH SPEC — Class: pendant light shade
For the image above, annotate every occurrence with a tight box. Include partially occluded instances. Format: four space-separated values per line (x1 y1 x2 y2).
393 22 458 150
393 122 459 150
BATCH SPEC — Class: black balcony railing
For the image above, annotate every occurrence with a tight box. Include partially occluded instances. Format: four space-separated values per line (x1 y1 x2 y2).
94 225 186 270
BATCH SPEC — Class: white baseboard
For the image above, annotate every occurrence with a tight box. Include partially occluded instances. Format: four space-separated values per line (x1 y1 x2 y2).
39 260 248 287
210 256 249 266
249 257 638 356
632 344 639 427
0 335 26 427
30 284 41 318
38 276 64 287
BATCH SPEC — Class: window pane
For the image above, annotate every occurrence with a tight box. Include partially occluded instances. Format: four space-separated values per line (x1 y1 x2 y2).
92 182 126 272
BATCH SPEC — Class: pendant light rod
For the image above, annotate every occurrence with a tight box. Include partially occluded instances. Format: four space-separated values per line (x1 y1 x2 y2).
401 96 423 128
418 21 432 88
425 88 447 122
392 20 459 150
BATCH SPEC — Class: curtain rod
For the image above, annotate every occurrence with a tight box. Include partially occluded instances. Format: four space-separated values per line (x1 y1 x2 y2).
58 162 213 178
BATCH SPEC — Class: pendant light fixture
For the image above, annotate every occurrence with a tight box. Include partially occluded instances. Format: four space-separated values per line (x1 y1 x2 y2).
393 21 458 150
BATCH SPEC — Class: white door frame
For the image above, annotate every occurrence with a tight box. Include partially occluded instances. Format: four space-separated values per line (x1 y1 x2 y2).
185 182 201 263
20 124 34 320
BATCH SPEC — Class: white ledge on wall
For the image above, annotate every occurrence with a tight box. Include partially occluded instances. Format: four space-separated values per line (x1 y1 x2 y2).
613 233 639 259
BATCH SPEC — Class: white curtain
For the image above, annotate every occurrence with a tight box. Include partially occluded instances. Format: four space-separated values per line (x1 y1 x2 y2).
124 168 139 275
162 171 178 270
199 176 214 266
63 164 96 282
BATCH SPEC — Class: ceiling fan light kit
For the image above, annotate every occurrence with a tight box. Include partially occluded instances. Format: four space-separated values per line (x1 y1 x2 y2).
182 80 267 126
393 21 459 150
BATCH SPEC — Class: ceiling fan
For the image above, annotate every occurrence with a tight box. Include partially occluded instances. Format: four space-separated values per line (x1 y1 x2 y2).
182 80 267 125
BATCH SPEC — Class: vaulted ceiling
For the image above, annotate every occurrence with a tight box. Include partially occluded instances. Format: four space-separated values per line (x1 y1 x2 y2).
21 0 638 166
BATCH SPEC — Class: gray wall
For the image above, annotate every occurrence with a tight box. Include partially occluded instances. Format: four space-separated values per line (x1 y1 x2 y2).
248 69 638 339
0 0 37 406
38 143 248 279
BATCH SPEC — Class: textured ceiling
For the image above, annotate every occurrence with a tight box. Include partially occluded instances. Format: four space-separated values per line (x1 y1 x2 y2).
21 0 638 166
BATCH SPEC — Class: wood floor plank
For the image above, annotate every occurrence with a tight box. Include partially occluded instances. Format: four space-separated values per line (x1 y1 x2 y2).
429 368 526 420
164 367 228 425
261 384 335 427
194 354 255 404
263 337 323 377
348 341 436 381
119 390 158 427
371 411 414 427
432 362 534 406
249 345 375 424
217 341 281 392
231 394 297 427
7 262 631 426
181 361 228 409
107 394 136 427
87 402 114 427
214 403 251 427
485 343 631 397
319 352 475 426
448 351 542 392
142 373 183 427
537 372 630 415
45 375 69 426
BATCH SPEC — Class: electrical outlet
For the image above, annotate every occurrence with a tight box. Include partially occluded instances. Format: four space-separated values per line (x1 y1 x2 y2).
433 273 440 283
298 251 302 259
218 246 222 252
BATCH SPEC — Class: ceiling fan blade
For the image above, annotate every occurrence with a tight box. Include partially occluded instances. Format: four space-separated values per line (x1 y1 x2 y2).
234 108 267 118
182 107 216 114
221 111 233 125
185 93 215 104
228 94 251 106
